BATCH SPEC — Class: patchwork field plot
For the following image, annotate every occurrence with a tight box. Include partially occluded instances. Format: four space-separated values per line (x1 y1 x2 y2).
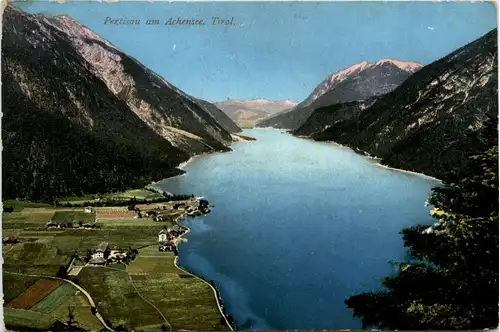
78 267 164 329
4 242 72 267
96 211 136 219
52 211 96 223
96 218 173 228
128 246 229 331
3 200 52 212
4 308 53 330
3 211 55 229
31 283 76 313
2 194 224 331
47 228 159 254
93 206 129 212
3 273 40 304
7 279 63 309
4 281 103 331
136 203 174 211
106 189 164 200
50 291 103 331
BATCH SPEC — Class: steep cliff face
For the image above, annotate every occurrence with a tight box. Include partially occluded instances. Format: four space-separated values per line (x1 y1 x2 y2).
312 29 498 179
215 99 297 127
256 60 422 130
1 6 233 200
41 12 234 154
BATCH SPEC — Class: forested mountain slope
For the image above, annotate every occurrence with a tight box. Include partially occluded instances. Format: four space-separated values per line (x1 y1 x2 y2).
2 6 235 200
311 29 498 180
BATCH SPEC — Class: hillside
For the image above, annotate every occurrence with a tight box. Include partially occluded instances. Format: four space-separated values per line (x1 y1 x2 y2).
311 29 498 179
43 12 234 153
215 99 297 127
293 98 378 137
194 99 242 133
256 59 422 130
2 6 233 200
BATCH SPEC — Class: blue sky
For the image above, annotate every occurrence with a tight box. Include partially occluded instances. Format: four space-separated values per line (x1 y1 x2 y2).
17 1 497 103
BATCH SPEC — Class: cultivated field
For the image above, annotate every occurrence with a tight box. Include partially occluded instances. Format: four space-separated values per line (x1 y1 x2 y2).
96 210 136 219
128 246 230 331
31 283 75 312
53 211 96 223
3 241 72 275
3 274 40 304
7 279 63 309
78 267 165 329
3 211 55 229
3 190 225 332
106 189 164 200
4 308 53 330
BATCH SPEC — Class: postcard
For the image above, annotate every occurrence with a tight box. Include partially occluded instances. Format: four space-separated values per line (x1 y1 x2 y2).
2 1 498 331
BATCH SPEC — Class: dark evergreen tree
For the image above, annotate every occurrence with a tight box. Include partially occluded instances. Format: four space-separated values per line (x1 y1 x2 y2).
345 117 499 329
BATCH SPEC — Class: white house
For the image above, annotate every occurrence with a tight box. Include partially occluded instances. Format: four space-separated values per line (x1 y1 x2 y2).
92 242 109 259
158 229 168 243
89 242 109 265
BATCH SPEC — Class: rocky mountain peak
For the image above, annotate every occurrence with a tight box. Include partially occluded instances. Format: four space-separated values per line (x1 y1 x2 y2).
374 58 423 72
256 58 421 130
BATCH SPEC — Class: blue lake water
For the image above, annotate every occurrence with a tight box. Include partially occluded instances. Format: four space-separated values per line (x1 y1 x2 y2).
157 128 438 330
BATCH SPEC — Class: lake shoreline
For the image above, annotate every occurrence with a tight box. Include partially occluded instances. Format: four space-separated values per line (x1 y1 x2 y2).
173 214 235 331
294 133 442 183
157 128 439 330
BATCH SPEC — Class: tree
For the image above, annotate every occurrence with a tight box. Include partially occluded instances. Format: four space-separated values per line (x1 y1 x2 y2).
56 265 68 278
66 305 79 329
345 120 499 330
84 249 93 262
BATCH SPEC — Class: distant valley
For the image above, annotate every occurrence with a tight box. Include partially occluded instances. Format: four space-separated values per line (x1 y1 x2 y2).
215 99 297 128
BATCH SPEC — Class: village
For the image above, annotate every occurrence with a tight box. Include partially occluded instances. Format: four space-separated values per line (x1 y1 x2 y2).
3 191 230 332
63 197 211 270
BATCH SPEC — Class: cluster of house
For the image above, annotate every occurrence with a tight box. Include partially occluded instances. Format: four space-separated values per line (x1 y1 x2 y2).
46 220 96 229
185 199 210 216
145 210 166 222
46 207 96 229
157 225 185 252
3 237 19 245
137 198 211 224
171 198 211 217
88 242 129 265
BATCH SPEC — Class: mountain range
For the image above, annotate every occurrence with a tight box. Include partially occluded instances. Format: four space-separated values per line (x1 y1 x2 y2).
3 5 497 199
298 29 498 180
256 59 422 130
215 99 297 127
2 6 240 200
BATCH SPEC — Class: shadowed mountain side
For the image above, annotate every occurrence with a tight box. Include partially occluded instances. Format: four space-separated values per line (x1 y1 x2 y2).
310 29 498 179
195 98 242 133
41 11 234 154
2 6 235 200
